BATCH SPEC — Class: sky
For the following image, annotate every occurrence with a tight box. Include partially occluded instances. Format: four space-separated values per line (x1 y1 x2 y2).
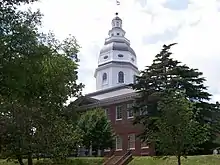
25 0 220 102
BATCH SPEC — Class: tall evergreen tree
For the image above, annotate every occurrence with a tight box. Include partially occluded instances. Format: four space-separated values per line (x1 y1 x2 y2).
132 43 220 154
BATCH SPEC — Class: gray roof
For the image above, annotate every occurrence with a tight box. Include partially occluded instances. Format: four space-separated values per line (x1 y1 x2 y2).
80 90 138 110
113 16 122 21
100 41 136 56
86 84 130 97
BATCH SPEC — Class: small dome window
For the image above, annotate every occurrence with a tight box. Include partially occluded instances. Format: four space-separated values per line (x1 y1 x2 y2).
118 54 124 58
131 57 134 62
104 56 108 59
102 73 107 83
117 33 120 36
118 71 124 83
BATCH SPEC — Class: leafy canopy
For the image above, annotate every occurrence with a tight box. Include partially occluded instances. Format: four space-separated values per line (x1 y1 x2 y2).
153 90 210 165
77 108 115 153
0 0 83 163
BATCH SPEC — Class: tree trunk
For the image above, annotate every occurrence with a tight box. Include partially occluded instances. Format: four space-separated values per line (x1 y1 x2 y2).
177 155 181 165
28 153 33 165
16 155 24 165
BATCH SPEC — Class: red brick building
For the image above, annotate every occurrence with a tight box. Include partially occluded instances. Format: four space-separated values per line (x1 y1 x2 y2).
77 13 155 156
79 85 155 156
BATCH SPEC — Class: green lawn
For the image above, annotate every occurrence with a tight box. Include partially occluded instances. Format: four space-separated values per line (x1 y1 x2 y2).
0 155 219 165
0 158 103 165
129 155 220 165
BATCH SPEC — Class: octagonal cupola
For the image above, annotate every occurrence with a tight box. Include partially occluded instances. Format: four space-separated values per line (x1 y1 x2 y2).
94 13 139 91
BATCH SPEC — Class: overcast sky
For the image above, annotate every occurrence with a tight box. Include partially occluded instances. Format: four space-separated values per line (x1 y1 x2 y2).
26 0 220 102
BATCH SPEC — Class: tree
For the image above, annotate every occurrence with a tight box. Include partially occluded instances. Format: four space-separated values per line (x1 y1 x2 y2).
132 43 220 154
77 109 115 156
151 90 209 165
0 0 83 164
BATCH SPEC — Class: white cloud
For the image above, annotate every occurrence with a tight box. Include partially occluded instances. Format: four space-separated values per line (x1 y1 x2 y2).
27 0 220 102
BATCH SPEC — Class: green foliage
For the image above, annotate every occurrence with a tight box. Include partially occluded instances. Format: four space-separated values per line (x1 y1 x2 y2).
0 158 104 165
152 90 210 165
77 109 115 152
132 43 220 154
0 0 83 163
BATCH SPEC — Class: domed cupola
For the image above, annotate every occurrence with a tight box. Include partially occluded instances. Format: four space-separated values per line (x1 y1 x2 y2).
94 13 139 91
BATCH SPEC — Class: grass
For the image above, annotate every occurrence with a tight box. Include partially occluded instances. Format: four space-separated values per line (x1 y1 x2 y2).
0 158 103 165
0 155 219 165
129 155 220 165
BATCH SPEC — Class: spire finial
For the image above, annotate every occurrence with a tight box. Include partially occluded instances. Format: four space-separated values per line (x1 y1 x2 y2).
115 0 120 15
116 0 120 6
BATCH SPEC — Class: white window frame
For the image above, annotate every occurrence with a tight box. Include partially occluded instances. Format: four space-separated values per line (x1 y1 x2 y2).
128 134 135 150
104 148 111 152
116 135 122 151
127 103 134 119
141 141 149 149
116 105 122 121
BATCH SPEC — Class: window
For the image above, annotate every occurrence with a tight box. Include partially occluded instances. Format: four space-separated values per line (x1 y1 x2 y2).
111 33 114 36
104 55 108 59
116 22 119 26
141 141 149 149
116 106 122 120
118 71 124 83
131 57 135 62
105 108 110 120
102 73 107 83
117 33 120 35
118 54 124 58
127 103 134 119
128 134 135 150
116 135 122 150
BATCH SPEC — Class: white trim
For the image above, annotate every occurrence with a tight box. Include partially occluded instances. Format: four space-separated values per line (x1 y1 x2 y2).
116 135 122 151
116 149 122 151
128 134 135 150
104 149 111 152
141 146 149 149
127 103 134 119
141 142 149 149
116 105 122 120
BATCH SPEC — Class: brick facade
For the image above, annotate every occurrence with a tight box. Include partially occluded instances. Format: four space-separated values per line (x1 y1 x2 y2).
102 101 155 156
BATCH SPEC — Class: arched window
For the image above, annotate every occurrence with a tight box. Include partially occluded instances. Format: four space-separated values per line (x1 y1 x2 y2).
102 73 107 83
118 71 124 83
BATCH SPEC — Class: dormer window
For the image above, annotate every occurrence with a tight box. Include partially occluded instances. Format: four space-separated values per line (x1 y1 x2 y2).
118 71 124 83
